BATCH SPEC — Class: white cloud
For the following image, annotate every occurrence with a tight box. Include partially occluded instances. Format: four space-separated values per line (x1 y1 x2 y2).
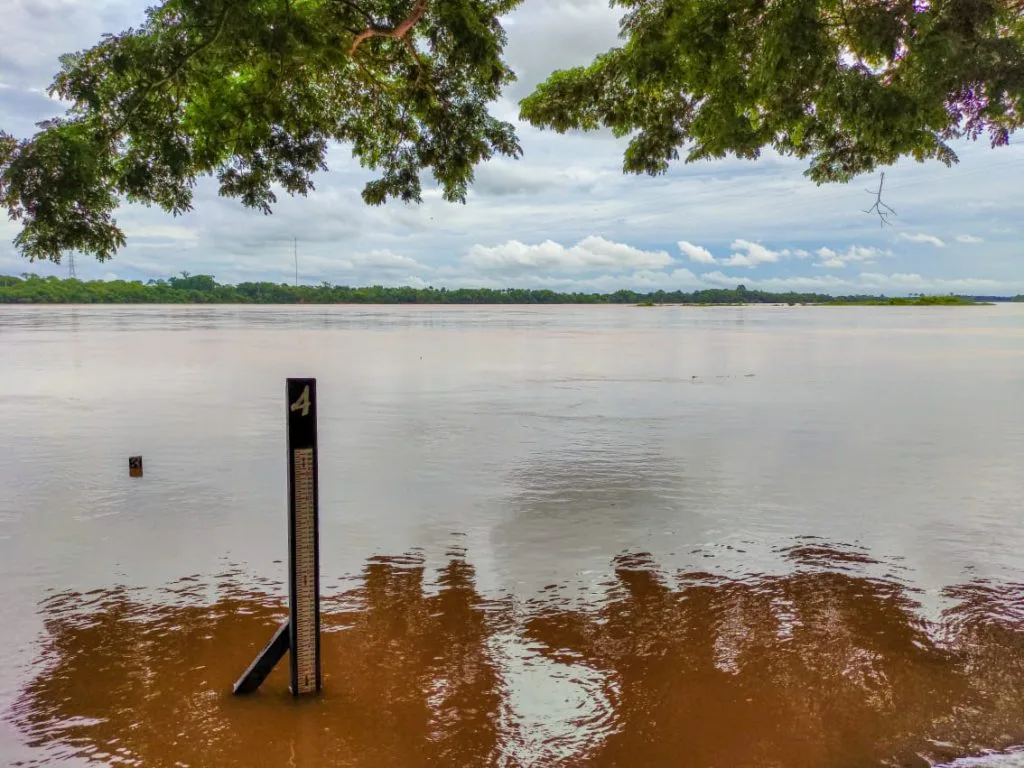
858 272 1007 293
462 236 673 273
757 275 851 291
669 268 702 284
542 268 702 292
721 239 782 268
700 269 1017 294
500 0 623 101
699 271 744 286
471 160 613 197
255 248 430 285
121 224 200 243
701 271 851 291
814 245 888 268
678 241 716 264
402 275 432 289
956 234 984 244
757 274 851 290
842 245 886 262
717 241 812 268
344 250 427 272
721 255 754 268
897 233 946 248
430 266 705 293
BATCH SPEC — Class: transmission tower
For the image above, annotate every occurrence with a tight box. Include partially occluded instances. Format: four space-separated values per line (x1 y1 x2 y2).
67 252 77 279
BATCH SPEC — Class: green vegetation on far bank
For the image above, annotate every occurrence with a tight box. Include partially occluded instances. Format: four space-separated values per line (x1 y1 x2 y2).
0 274 1011 306
826 295 989 306
641 295 986 307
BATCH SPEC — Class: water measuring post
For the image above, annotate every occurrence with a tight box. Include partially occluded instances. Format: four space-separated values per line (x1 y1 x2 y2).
233 378 322 696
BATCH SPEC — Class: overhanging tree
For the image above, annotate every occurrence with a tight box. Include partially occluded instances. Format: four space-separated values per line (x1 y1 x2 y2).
1 0 1021 263
522 0 1024 180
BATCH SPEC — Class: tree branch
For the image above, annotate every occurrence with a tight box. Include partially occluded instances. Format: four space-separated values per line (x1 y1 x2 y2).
863 172 897 227
348 0 428 56
112 4 232 134
337 0 375 27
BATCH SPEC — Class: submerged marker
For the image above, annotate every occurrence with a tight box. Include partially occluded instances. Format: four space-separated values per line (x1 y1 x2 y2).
233 378 321 696
285 378 322 695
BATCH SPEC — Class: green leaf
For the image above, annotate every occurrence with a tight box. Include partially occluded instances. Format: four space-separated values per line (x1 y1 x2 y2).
1 0 524 262
523 0 1023 183
3 0 1022 263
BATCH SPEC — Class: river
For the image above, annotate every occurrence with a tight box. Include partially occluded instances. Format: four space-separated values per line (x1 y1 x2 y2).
1 304 1023 767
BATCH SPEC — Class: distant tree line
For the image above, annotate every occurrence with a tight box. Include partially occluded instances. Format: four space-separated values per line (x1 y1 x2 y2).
0 274 1013 305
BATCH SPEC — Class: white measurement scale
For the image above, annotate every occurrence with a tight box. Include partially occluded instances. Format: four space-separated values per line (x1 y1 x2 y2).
290 445 318 694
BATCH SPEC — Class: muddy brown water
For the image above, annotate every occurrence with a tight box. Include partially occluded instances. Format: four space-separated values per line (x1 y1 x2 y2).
1 304 1023 767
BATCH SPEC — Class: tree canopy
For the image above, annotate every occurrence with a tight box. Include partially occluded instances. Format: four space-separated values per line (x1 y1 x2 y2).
1 0 1021 264
522 0 1024 180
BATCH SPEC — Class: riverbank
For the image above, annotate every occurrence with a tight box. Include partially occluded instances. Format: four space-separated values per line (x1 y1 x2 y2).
1 274 1017 306
637 296 987 307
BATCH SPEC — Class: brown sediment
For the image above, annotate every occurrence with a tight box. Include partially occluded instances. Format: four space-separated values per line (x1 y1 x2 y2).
6 544 1024 767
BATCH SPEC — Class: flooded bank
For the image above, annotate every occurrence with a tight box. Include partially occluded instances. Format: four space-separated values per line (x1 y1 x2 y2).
1 304 1023 765
6 543 1024 767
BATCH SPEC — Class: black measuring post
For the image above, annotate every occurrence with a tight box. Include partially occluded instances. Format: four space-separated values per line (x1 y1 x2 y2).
286 377 321 696
232 378 322 697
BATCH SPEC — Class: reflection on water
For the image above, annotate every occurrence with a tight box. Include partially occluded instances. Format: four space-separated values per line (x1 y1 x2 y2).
3 305 1023 766
7 543 1024 768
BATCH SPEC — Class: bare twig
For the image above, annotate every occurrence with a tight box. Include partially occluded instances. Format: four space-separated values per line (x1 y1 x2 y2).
863 172 896 227
348 0 428 56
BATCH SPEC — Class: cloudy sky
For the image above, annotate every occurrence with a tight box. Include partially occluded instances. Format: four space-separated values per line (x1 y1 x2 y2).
2 0 1023 295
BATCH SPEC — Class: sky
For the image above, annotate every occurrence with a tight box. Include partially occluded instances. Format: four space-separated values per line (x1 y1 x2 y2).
1 0 1023 295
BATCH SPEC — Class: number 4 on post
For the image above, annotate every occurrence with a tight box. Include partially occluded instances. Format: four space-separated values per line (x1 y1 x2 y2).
290 384 311 418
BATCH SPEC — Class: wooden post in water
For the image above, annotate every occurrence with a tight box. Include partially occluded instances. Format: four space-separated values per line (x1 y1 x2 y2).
233 378 321 696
